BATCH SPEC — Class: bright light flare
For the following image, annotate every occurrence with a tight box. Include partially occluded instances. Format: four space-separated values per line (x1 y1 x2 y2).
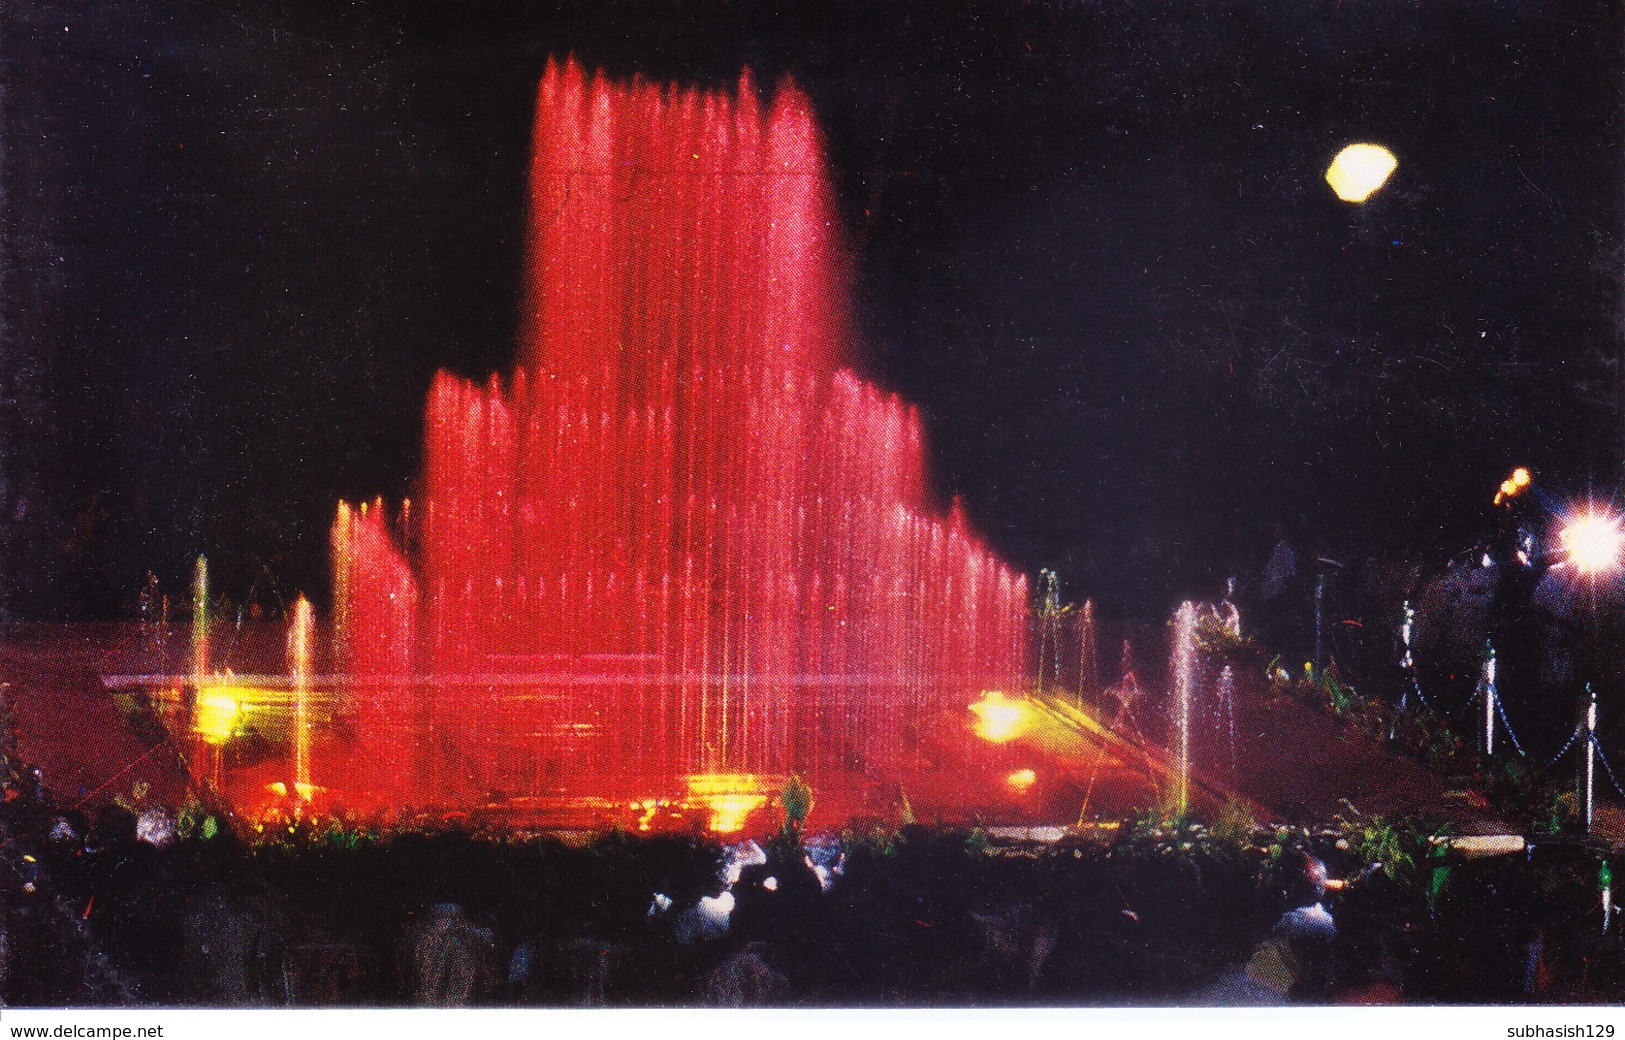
970 690 1030 743
1559 510 1625 575
1325 143 1397 203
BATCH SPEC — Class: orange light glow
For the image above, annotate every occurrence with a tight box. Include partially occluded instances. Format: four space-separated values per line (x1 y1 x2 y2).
1006 768 1037 793
684 773 773 833
703 795 765 834
633 799 660 832
1496 467 1533 505
970 690 1029 743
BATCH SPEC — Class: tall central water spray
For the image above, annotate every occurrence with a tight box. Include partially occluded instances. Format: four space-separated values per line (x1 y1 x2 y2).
329 60 1030 811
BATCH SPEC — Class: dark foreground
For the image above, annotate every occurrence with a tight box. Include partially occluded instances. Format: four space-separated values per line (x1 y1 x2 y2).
2 797 1622 1008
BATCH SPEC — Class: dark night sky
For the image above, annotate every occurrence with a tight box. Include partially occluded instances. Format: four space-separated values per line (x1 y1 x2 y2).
2 0 1621 619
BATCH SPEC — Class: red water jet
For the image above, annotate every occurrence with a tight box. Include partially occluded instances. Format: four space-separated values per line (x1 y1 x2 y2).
331 60 1030 824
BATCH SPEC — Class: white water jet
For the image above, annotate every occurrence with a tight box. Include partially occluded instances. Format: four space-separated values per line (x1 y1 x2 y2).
1077 599 1098 706
1479 642 1498 756
1217 664 1237 774
192 555 209 690
1172 602 1197 814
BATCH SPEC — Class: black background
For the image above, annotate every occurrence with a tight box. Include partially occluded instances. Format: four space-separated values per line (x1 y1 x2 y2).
2 0 1620 619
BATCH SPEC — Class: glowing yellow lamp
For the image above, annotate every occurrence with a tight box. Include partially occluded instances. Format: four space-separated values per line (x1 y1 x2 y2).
1512 467 1531 488
194 686 242 744
684 774 771 834
703 795 765 834
970 691 1029 743
1325 144 1397 203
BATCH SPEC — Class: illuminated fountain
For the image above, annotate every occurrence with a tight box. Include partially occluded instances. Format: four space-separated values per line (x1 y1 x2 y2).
1214 663 1236 776
321 60 1029 828
192 555 209 695
289 596 314 802
1170 602 1197 815
1076 599 1098 707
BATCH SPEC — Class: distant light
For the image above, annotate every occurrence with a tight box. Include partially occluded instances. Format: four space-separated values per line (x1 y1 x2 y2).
1512 467 1531 488
1559 510 1625 575
1005 768 1037 793
1325 144 1397 203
